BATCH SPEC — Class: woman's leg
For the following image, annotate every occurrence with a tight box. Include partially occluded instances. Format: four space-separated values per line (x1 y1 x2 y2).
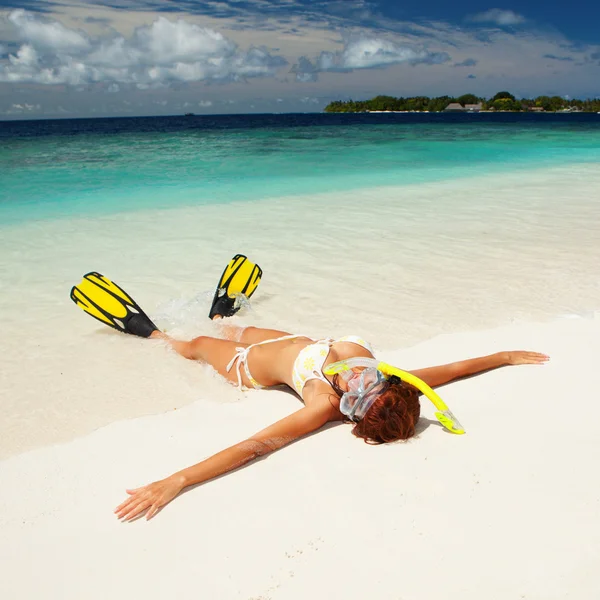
239 326 294 344
151 331 252 386
212 319 293 345
150 324 298 388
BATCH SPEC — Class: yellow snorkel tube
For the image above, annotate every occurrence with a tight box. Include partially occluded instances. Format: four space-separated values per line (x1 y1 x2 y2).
324 358 465 435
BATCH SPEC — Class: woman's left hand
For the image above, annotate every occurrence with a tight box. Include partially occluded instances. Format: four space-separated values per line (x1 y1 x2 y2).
503 351 550 365
114 475 185 522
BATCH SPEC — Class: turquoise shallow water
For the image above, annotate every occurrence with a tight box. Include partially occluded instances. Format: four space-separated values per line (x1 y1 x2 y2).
1 113 600 225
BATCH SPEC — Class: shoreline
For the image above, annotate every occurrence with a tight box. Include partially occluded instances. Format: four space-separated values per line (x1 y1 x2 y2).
358 109 596 114
1 312 597 459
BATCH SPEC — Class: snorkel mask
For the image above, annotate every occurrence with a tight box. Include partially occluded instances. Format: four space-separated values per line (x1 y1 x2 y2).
336 367 390 422
324 358 465 435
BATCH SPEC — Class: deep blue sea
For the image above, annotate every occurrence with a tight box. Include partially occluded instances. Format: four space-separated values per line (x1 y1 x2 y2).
1 112 600 225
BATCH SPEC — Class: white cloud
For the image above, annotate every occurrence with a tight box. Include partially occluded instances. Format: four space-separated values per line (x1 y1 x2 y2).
3 102 42 116
469 9 526 26
9 9 90 52
295 71 316 82
292 37 449 81
198 100 213 107
0 10 287 87
131 16 235 65
9 102 40 112
9 44 39 68
338 38 448 69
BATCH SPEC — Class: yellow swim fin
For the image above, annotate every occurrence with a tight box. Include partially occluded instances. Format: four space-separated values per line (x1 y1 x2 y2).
209 254 262 319
70 272 158 337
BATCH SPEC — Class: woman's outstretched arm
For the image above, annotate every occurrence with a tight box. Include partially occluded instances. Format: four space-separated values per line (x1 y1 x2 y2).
410 350 549 389
115 403 334 522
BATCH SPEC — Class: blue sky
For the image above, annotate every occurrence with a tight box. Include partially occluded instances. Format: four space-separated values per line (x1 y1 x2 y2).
0 0 598 118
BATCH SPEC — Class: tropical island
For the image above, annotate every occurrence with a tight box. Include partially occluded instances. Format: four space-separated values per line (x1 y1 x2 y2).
324 91 600 113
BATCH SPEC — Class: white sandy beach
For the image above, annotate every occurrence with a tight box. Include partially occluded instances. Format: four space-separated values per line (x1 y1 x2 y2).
1 317 599 599
1 163 600 599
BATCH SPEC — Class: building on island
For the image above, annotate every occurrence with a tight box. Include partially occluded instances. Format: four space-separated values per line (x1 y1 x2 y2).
444 102 483 112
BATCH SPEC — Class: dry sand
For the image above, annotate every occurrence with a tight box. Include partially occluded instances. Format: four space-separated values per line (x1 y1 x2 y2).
1 316 599 599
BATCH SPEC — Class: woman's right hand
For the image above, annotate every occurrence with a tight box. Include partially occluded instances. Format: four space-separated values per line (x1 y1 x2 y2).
114 474 186 522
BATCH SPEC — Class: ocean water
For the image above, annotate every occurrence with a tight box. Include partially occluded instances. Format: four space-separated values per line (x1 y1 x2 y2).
2 112 600 225
1 112 600 456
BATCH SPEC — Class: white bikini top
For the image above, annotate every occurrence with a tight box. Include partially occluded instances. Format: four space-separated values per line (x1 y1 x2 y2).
291 335 375 396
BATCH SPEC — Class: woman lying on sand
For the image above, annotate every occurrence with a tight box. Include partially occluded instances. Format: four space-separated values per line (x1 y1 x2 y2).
117 324 546 521
70 267 548 522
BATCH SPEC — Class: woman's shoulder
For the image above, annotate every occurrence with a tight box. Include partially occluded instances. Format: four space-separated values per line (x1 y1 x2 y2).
302 380 343 421
333 335 375 356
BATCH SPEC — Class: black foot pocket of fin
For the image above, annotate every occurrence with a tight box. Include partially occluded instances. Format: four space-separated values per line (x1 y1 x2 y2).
71 272 158 338
118 311 158 338
209 288 245 319
209 254 262 319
